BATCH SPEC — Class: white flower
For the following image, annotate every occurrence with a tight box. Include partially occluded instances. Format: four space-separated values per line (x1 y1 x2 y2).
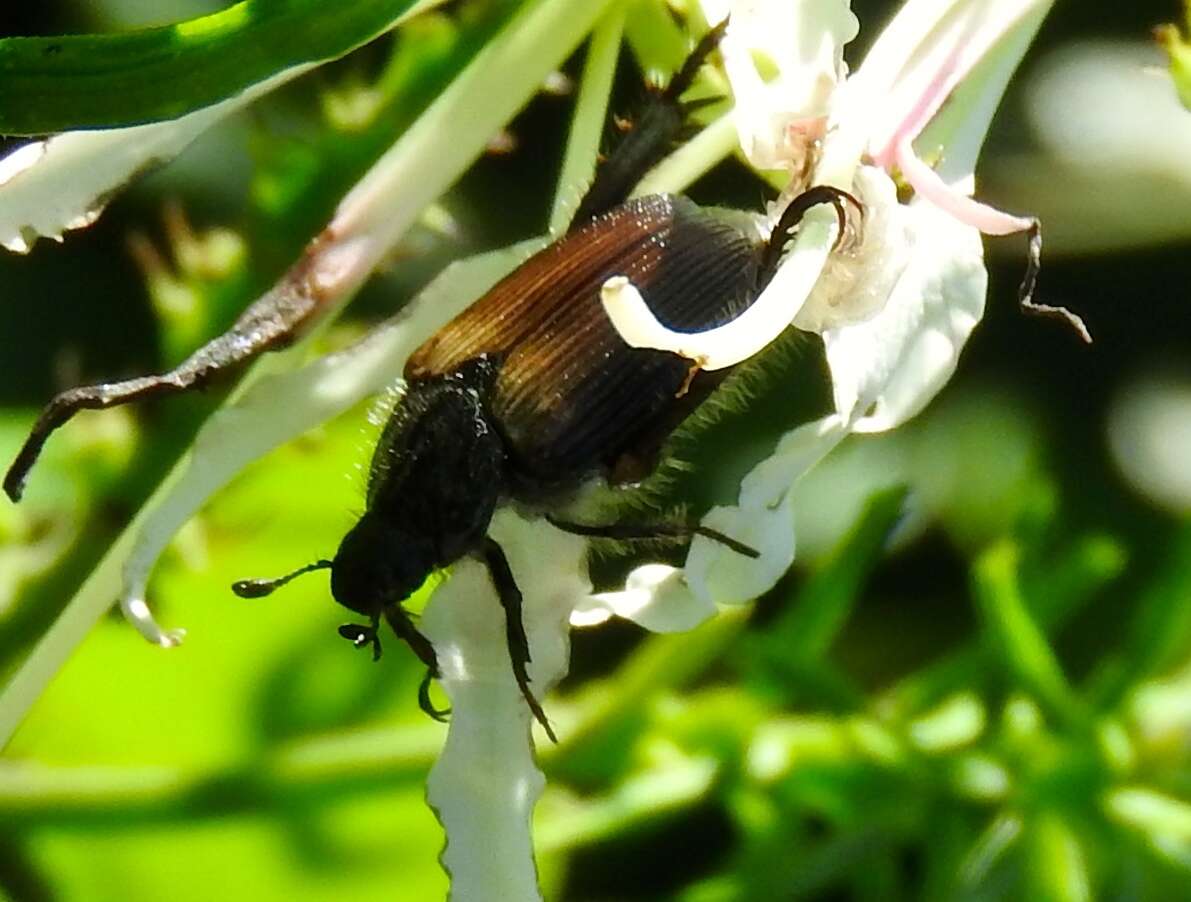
600 0 1065 605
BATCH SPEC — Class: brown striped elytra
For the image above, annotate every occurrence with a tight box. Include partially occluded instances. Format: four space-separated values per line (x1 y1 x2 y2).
406 193 760 491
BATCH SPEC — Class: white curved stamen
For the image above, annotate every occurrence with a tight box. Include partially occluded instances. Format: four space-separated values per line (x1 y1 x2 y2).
600 206 837 370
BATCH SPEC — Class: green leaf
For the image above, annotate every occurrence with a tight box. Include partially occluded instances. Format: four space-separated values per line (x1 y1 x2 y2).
0 0 441 134
972 542 1083 726
748 487 906 708
1024 811 1091 902
880 534 1124 718
1105 786 1191 869
1091 524 1191 707
776 486 907 663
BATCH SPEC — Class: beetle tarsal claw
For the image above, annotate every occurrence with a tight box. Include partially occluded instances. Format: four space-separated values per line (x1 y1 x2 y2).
418 670 451 723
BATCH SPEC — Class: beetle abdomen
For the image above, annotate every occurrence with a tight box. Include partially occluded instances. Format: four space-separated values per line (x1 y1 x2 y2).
406 194 761 492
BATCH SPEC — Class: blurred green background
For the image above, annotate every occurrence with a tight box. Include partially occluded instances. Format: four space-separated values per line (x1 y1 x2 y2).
2 1 1191 899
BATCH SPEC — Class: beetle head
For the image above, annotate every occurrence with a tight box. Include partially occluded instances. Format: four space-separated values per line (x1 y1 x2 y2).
231 513 436 661
329 513 436 619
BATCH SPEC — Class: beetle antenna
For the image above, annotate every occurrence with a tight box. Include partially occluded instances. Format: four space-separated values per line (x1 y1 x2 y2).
231 559 332 598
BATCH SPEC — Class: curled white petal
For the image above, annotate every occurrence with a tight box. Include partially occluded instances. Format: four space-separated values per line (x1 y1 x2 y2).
738 413 851 508
575 564 714 632
686 496 796 606
119 594 185 647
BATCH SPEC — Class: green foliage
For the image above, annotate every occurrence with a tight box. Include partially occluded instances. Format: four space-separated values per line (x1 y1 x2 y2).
0 0 438 134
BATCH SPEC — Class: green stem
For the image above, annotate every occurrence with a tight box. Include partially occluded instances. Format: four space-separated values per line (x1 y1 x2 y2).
549 4 626 233
535 758 717 853
972 541 1084 727
0 723 442 825
635 112 738 196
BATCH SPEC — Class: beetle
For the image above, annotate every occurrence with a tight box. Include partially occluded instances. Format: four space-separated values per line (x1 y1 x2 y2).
4 22 855 739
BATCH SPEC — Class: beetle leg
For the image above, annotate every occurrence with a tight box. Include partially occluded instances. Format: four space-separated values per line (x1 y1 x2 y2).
338 615 383 661
480 537 558 743
757 186 864 292
568 19 728 229
547 516 759 559
381 605 451 722
4 253 331 502
382 604 440 673
417 671 451 723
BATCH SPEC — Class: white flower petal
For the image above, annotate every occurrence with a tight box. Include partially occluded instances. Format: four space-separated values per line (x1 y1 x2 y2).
825 198 986 433
701 0 858 169
738 413 851 508
859 0 1044 166
423 511 588 901
686 413 849 605
576 564 714 632
0 68 307 254
792 165 910 332
686 496 796 605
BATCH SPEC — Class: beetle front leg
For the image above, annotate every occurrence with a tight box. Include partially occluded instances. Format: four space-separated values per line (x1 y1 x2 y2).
4 258 329 502
381 605 450 722
480 537 557 743
568 19 728 229
547 516 759 559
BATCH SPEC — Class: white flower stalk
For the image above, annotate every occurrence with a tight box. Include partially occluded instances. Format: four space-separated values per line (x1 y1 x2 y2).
424 510 588 902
